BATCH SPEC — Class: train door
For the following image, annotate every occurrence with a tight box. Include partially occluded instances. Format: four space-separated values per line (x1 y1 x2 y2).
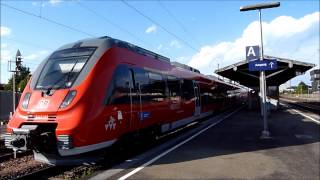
130 68 149 130
194 81 201 116
104 65 133 136
167 76 182 118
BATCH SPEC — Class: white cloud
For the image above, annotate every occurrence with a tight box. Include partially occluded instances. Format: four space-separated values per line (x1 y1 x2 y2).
32 1 45 7
145 24 157 34
0 44 50 83
0 26 11 37
49 0 62 6
0 49 11 62
1 43 8 48
0 43 12 63
157 44 163 50
170 40 182 49
188 12 320 78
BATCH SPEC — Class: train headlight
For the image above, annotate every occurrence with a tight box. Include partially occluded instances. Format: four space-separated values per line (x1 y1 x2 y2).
60 90 77 109
22 92 31 109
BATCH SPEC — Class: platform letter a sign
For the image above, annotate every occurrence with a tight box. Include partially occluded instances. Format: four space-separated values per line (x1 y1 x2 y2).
246 45 260 61
247 47 255 57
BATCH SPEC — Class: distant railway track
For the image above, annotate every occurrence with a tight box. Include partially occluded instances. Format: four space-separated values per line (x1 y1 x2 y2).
280 97 320 114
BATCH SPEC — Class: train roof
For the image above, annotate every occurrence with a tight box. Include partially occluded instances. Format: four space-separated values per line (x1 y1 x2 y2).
58 36 170 64
54 36 247 90
58 36 204 74
171 61 201 74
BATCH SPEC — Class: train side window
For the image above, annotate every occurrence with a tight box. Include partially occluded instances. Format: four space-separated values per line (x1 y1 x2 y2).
201 90 214 105
147 72 166 102
132 68 149 103
105 65 132 105
181 79 194 100
167 76 180 100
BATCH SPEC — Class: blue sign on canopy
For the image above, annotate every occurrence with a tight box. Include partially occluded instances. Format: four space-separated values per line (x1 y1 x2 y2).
246 45 260 61
249 59 278 71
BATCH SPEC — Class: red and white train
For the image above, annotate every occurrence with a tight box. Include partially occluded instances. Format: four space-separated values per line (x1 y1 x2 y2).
5 36 246 164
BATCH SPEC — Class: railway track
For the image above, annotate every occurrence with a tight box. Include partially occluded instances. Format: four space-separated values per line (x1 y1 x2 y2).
280 97 320 114
0 150 32 162
1 138 33 162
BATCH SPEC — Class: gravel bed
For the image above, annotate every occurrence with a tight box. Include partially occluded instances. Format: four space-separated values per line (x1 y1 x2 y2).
0 155 49 180
49 165 100 180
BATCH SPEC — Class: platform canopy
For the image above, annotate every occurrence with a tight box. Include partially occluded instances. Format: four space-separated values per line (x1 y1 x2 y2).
215 55 315 87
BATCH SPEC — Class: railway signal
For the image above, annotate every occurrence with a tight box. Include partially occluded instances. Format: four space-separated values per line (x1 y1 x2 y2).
7 49 23 113
240 2 280 139
16 49 23 71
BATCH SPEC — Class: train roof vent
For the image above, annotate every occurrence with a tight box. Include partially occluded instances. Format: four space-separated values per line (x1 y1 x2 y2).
99 36 113 39
99 36 170 63
171 61 200 74
117 41 170 63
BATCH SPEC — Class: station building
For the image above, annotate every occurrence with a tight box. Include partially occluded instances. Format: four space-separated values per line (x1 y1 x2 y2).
310 69 320 93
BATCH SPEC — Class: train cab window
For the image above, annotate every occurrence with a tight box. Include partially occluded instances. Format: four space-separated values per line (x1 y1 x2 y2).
147 72 166 102
105 65 132 105
35 47 96 90
181 79 194 100
167 76 181 100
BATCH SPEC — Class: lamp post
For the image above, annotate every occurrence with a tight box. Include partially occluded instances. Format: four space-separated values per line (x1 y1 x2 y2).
240 2 280 139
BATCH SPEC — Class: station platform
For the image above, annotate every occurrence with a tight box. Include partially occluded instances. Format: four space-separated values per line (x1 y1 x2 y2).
107 106 319 179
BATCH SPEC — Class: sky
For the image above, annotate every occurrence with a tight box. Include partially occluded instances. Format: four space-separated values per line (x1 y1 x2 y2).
0 0 319 88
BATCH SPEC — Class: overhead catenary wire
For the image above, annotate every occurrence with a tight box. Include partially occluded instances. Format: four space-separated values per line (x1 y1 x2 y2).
157 0 202 47
0 2 96 38
5 37 54 51
121 0 199 52
77 1 156 49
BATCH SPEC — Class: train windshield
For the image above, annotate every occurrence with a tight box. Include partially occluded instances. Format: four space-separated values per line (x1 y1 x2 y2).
35 47 96 90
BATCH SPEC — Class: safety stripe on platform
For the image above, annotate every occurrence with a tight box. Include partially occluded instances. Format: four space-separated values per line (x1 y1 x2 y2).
290 108 320 124
280 103 320 124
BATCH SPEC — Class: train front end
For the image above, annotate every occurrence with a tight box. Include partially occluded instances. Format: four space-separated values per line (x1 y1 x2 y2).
4 38 111 164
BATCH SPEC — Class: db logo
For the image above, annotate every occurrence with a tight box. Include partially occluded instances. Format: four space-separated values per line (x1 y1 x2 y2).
105 116 116 131
37 99 50 109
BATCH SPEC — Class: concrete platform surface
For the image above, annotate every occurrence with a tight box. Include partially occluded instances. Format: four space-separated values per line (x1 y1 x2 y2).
114 106 320 179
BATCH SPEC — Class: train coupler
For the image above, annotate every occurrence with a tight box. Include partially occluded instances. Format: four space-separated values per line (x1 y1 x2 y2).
5 125 38 153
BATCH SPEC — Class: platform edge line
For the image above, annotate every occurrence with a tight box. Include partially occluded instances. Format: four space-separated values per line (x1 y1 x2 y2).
280 103 320 124
118 106 243 180
290 108 320 124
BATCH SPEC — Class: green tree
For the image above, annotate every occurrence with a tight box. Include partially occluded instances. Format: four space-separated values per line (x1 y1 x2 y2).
4 65 30 92
295 81 308 94
18 77 29 92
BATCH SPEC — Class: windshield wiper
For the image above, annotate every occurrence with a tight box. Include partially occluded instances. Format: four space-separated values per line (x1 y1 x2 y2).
44 61 79 91
64 59 79 86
